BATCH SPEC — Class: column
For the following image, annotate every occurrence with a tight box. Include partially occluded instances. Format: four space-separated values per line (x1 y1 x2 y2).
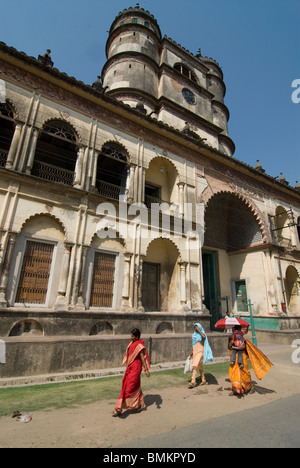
91 150 100 192
5 123 22 169
178 182 185 216
0 233 17 307
134 255 145 312
179 261 187 305
76 246 88 310
121 254 133 310
141 168 146 204
25 128 39 174
54 243 72 310
127 165 136 203
79 147 89 190
74 147 85 187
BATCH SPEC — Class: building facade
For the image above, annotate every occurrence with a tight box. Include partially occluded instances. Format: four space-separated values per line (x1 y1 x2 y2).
0 5 299 376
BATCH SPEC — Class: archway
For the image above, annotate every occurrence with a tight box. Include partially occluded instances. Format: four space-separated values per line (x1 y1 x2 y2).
145 156 180 207
204 191 264 252
273 206 294 248
285 266 300 315
203 191 265 320
142 238 181 312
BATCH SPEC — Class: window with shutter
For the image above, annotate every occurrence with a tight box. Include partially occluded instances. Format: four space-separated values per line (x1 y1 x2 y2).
15 241 54 304
90 252 116 308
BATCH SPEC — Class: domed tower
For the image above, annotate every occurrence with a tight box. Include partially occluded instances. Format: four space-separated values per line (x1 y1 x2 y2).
102 3 162 115
102 4 235 157
201 56 229 136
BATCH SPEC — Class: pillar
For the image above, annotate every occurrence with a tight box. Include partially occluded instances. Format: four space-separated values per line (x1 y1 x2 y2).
179 261 187 304
0 233 17 307
74 147 85 187
5 123 22 169
54 243 72 310
25 128 39 174
121 254 133 310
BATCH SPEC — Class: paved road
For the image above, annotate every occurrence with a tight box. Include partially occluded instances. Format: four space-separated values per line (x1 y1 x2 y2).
119 393 300 448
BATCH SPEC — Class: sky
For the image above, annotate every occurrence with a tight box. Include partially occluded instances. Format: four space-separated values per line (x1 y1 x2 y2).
1 0 299 187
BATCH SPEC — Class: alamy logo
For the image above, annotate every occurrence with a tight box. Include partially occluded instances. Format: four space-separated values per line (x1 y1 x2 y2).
291 339 300 364
96 198 205 252
291 79 300 104
0 80 6 104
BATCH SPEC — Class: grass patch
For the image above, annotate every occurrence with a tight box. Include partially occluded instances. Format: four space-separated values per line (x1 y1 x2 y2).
0 361 230 418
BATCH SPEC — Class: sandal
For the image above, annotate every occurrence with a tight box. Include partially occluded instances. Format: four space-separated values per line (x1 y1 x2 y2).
188 383 195 389
200 380 208 386
112 410 121 417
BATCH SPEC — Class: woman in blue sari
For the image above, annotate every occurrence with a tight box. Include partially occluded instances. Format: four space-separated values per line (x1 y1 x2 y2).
188 323 213 388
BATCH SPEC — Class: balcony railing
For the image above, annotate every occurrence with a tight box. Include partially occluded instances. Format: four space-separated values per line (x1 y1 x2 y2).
0 149 8 168
31 160 74 186
96 179 125 201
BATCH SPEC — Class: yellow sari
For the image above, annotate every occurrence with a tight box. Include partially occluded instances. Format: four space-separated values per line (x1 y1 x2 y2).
229 340 273 395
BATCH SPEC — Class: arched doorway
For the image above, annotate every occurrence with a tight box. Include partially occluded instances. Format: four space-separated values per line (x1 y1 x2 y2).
204 192 263 252
142 238 180 312
285 266 300 315
203 191 264 323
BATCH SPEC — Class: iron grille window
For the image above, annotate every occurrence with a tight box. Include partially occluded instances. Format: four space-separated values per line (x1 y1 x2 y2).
0 103 15 120
43 121 77 143
0 149 8 167
15 240 54 305
96 143 129 198
0 102 15 155
90 252 116 308
32 120 78 185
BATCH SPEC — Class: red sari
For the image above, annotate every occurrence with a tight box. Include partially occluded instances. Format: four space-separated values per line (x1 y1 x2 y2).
115 339 150 413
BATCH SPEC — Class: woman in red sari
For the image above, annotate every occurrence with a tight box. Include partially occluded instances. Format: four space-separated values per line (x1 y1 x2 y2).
113 329 150 416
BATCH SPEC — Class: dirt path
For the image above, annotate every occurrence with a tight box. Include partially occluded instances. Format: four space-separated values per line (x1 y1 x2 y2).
0 343 299 448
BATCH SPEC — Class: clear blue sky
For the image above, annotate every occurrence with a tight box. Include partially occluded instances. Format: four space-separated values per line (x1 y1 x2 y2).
2 0 299 186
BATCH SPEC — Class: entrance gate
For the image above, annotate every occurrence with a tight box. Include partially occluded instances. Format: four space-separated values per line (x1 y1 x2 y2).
202 250 221 329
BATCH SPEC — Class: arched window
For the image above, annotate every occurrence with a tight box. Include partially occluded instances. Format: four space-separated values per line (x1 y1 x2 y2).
32 120 78 186
273 206 292 248
174 63 198 84
96 142 129 200
0 102 15 167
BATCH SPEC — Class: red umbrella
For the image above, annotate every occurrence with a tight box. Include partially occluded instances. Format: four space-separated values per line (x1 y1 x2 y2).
215 317 250 330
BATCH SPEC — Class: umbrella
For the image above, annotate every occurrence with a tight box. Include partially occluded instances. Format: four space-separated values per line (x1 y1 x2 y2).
214 317 250 330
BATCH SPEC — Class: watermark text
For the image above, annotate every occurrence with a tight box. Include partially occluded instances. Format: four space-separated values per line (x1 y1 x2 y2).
96 198 205 251
291 79 300 104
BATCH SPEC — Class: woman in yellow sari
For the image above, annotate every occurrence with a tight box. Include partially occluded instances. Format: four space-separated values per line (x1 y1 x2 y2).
228 326 273 396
